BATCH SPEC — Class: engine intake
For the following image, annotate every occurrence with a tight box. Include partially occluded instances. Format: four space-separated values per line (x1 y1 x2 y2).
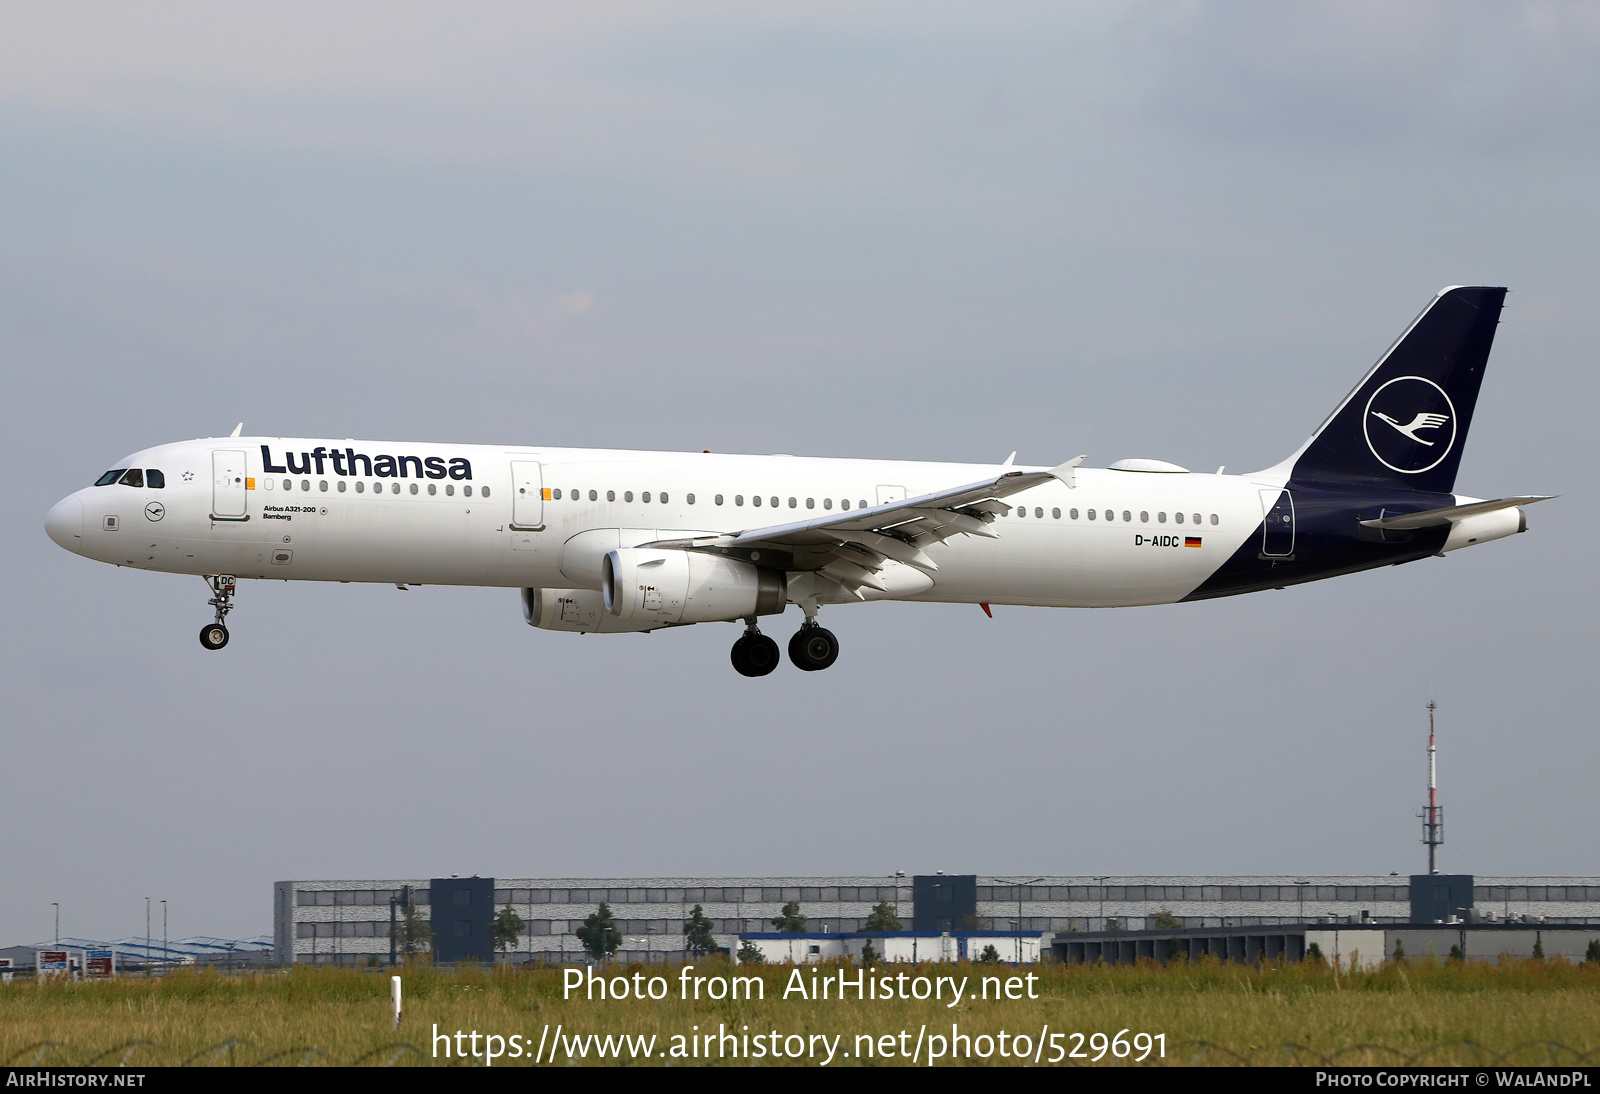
602 548 786 624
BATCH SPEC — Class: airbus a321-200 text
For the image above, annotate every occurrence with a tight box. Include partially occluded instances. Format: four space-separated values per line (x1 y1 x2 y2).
45 286 1549 677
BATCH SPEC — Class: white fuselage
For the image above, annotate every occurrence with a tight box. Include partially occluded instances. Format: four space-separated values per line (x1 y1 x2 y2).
46 437 1270 609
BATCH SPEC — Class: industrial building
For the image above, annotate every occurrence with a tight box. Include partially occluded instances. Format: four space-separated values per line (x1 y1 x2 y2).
274 874 1600 965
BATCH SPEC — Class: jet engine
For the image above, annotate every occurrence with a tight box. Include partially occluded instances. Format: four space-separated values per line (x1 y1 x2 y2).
602 548 786 624
522 587 660 633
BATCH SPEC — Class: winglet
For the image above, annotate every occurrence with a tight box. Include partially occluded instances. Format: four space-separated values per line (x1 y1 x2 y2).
1002 451 1017 467
1049 455 1088 489
230 423 243 438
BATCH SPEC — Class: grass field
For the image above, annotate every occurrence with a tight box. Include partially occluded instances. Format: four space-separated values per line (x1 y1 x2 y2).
4 956 1598 1066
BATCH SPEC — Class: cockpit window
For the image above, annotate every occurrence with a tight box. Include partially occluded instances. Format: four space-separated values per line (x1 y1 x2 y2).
119 469 144 488
94 469 127 486
146 469 165 489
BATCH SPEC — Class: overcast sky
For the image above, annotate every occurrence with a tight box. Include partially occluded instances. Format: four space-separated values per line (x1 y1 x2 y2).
3 2 1598 943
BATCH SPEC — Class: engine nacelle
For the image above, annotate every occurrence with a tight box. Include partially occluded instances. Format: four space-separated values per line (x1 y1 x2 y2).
602 548 786 624
522 588 661 633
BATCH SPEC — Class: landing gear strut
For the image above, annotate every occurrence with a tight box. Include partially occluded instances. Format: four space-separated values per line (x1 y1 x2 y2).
787 621 839 671
200 574 236 651
730 620 780 677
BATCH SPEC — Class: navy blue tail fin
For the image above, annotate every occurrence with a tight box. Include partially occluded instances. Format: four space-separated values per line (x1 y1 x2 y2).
1288 286 1506 494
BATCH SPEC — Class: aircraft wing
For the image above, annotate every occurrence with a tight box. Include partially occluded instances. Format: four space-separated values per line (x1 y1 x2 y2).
1358 495 1554 530
645 457 1085 597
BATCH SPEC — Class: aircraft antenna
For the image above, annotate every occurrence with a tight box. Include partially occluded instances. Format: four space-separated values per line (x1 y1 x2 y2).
1417 700 1443 875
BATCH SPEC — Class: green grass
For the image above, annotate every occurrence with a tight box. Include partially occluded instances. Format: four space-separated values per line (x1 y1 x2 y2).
3 956 1597 1066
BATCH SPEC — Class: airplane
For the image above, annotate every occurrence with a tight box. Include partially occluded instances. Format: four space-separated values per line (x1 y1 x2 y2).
44 285 1549 677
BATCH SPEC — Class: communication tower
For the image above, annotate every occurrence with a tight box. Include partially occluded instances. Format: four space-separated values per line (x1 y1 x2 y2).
1417 701 1443 874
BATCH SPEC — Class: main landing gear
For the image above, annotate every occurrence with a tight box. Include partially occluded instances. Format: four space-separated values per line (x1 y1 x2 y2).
729 616 841 676
788 621 839 672
199 574 236 651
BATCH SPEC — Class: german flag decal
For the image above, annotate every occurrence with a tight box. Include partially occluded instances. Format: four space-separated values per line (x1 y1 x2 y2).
1184 536 1202 548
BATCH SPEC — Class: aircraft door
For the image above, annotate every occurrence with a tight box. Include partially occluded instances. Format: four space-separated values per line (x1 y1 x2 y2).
511 461 545 532
1259 489 1295 558
212 450 248 520
876 485 906 506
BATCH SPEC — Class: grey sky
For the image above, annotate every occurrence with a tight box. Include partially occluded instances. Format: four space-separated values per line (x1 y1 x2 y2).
2 2 1596 942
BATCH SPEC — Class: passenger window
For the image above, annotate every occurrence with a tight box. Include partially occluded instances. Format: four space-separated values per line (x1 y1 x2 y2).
1035 507 1043 519
1015 507 1024 518
1210 513 1218 525
391 483 400 494
859 500 868 510
427 483 436 495
806 498 814 509
320 480 329 492
302 480 311 491
356 481 364 493
607 490 615 502
1122 510 1131 522
621 491 631 502
589 490 598 501
824 498 832 510
409 483 418 495
339 480 348 493
1070 508 1078 519
146 470 165 489
1175 512 1184 524
1104 510 1113 521
569 488 577 500
119 469 144 488
642 491 651 503
553 488 562 500
264 477 274 491
1088 509 1096 520
687 493 695 504
752 495 761 506
735 495 744 506
841 499 850 510
284 479 292 491
94 470 126 486
715 494 724 505
1157 511 1166 523
788 497 797 508
660 493 668 503
771 497 779 508
1192 513 1201 525
1052 508 1060 519
1140 511 1148 522
445 484 454 496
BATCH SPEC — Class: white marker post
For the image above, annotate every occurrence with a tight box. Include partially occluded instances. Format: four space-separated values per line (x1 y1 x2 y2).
391 975 402 1028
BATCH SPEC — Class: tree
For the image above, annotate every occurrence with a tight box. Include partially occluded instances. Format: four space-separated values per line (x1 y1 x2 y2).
490 903 525 957
684 904 719 957
1391 939 1405 962
1165 937 1185 963
1448 943 1465 963
1586 939 1600 965
863 900 902 932
389 898 433 961
736 939 765 964
979 944 1002 964
576 902 621 961
1305 942 1324 963
860 939 880 967
1532 938 1544 960
771 900 806 933
1153 907 1184 930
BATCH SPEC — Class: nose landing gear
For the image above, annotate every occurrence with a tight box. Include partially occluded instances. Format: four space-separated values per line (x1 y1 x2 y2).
200 575 236 650
787 622 839 671
730 620 780 677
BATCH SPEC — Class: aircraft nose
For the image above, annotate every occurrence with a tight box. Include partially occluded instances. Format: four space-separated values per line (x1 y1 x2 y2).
45 494 84 552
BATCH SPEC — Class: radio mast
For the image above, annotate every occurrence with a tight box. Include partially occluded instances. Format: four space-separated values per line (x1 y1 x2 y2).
1418 701 1443 875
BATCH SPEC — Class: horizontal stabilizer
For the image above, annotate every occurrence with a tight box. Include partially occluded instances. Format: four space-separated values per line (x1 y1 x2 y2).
1359 495 1554 530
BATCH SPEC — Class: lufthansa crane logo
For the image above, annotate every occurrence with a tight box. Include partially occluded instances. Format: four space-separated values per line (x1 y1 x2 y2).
144 501 165 522
1363 376 1456 474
